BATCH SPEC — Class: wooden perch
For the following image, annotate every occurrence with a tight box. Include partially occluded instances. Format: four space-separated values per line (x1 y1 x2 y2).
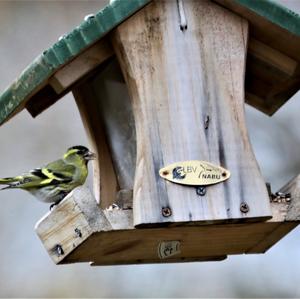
36 176 300 265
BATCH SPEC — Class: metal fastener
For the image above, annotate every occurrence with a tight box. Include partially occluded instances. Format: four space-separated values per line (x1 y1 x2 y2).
75 228 82 238
162 207 172 217
204 115 210 130
196 186 206 196
54 244 64 256
240 202 249 213
177 0 187 31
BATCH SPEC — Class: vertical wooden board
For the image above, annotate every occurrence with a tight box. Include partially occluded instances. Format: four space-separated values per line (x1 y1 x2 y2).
90 59 136 191
73 83 118 208
112 0 271 226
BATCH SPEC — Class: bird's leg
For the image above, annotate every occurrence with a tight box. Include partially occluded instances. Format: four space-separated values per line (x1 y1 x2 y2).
49 191 70 211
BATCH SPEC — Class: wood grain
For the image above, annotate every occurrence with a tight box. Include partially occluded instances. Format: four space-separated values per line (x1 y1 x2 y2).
35 187 111 264
248 38 297 77
111 0 271 227
62 198 297 266
90 59 136 193
35 182 299 266
73 82 118 208
49 38 113 94
215 0 300 116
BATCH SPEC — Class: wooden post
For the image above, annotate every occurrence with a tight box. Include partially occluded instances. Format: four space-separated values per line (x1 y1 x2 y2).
111 0 271 227
73 82 119 208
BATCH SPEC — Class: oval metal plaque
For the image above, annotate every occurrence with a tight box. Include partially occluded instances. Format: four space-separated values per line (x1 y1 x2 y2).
159 160 230 186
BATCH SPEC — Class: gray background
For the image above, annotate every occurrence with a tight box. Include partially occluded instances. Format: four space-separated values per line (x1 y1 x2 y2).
0 0 299 297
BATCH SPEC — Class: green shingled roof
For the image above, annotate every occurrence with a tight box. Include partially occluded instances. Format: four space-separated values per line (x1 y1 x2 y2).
236 0 300 35
0 0 151 125
0 0 299 125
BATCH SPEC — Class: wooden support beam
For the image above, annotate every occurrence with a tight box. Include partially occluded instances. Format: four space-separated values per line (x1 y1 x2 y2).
49 38 114 94
73 82 118 208
248 38 297 77
26 39 114 118
111 0 271 227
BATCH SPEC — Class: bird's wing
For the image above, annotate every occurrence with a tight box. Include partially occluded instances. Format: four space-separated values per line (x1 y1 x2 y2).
43 159 76 183
2 159 76 189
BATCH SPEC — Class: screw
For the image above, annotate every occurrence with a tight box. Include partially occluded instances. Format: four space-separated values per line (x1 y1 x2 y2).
196 186 206 196
162 170 169 176
75 228 82 238
162 207 172 217
54 244 64 256
240 202 249 213
204 115 210 129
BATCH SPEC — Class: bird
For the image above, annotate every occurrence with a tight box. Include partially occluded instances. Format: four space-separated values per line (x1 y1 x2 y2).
0 145 95 209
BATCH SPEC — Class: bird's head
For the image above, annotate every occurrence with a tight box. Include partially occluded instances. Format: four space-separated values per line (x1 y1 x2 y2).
63 145 96 165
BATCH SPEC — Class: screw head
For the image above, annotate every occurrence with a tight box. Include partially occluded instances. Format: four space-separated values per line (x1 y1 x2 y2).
162 207 172 217
240 202 249 213
54 244 64 256
196 186 206 196
75 228 82 238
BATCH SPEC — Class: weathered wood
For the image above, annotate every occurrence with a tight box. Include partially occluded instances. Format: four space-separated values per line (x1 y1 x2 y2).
214 0 300 62
248 38 297 77
49 39 114 94
247 175 300 253
73 82 118 208
90 59 136 192
111 0 271 227
35 187 112 264
280 174 300 222
214 0 300 115
35 178 300 265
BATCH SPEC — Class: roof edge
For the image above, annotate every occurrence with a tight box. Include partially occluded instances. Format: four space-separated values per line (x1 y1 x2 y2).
0 0 151 125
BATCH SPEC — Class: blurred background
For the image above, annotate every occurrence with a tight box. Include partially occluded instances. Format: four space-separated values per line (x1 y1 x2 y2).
0 0 299 297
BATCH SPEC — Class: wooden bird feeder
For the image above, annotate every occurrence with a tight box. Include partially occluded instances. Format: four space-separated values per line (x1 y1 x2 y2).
1 0 300 265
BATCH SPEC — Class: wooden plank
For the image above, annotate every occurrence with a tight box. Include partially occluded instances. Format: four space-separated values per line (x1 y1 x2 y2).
246 222 297 254
112 0 271 227
0 0 152 126
63 201 296 265
90 256 228 266
247 175 300 253
49 39 114 94
90 59 137 194
280 174 300 222
25 84 69 118
73 82 118 208
248 38 297 77
35 187 112 264
35 184 299 266
214 0 300 61
214 0 300 115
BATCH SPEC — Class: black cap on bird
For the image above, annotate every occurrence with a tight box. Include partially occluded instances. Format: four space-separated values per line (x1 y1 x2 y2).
66 145 96 162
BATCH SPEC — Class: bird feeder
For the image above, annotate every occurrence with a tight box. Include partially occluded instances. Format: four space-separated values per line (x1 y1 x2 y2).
1 0 300 265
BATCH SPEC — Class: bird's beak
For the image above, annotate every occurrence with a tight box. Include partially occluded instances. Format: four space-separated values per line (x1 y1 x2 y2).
84 151 96 160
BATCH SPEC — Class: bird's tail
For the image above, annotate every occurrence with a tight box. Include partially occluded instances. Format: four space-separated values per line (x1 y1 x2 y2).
0 177 20 190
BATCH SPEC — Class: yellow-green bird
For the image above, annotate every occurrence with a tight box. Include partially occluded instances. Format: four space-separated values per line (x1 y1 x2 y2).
0 145 95 208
